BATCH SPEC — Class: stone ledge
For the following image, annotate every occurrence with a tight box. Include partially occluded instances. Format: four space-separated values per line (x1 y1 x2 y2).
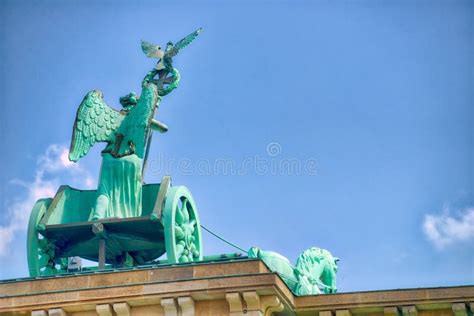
295 286 474 313
0 259 472 315
0 259 295 314
0 259 267 297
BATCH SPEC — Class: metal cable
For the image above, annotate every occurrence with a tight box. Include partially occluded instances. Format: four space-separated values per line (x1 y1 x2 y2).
200 224 248 254
200 225 332 291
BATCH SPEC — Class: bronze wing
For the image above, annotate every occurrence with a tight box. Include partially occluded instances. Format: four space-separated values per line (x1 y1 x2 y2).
69 90 125 162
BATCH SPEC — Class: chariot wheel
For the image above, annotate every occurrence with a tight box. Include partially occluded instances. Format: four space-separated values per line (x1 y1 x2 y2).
163 186 203 264
27 198 67 276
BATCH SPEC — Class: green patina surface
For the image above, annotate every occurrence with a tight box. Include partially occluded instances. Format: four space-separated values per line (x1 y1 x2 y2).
25 27 339 295
70 68 179 220
27 29 203 277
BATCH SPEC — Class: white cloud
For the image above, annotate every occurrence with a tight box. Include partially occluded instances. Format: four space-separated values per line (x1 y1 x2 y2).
423 206 474 249
0 144 95 256
0 226 15 256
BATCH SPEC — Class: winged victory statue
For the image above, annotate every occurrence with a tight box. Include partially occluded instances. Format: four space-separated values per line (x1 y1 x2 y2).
68 28 202 220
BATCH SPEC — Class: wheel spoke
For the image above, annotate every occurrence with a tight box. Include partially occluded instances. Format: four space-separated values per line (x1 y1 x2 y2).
192 249 200 258
175 205 184 225
186 223 195 235
175 225 185 240
189 243 198 257
176 242 185 257
181 199 190 223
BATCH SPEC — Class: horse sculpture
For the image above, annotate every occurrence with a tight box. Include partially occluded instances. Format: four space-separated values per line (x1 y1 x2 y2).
248 246 339 295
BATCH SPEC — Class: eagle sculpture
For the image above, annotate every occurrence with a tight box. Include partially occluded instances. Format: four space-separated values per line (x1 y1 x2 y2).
141 27 202 71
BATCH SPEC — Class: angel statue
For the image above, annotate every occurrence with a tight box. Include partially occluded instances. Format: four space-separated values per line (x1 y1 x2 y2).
68 28 202 220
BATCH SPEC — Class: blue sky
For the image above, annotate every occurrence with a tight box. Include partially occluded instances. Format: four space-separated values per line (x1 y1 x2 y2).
0 0 472 291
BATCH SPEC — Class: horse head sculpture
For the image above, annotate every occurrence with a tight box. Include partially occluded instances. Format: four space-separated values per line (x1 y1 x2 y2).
248 246 339 296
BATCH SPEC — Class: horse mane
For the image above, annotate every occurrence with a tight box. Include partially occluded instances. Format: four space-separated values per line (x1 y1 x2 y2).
295 247 337 274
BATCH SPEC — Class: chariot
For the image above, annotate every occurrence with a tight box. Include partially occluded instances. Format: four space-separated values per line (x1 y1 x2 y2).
27 176 202 276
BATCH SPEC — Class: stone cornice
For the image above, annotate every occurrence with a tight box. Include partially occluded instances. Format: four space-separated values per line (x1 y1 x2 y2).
0 259 472 315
